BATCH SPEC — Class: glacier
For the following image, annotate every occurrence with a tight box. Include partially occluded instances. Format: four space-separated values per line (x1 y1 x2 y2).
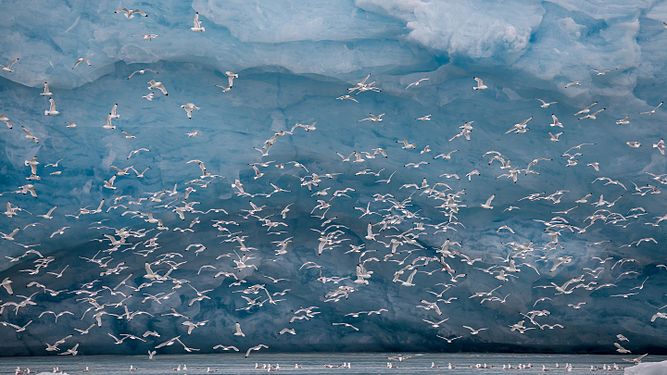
0 0 666 357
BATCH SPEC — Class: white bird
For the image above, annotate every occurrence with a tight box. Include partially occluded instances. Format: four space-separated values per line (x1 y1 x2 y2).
614 342 632 354
245 344 268 358
127 69 157 80
616 115 631 125
127 148 150 160
224 71 238 89
44 98 60 116
102 113 115 130
463 325 488 335
40 81 53 96
103 175 117 190
114 7 148 18
537 99 557 108
653 139 665 155
58 343 79 356
406 77 429 89
336 94 358 103
549 114 563 127
0 113 13 129
359 113 384 122
1 57 19 72
1 320 32 332
332 322 360 331
472 77 487 90
147 80 168 96
0 228 20 241
213 344 239 351
181 103 200 119
72 57 92 70
234 322 245 337
563 80 581 88
1 277 13 294
109 103 120 119
45 335 72 352
191 12 206 32
549 132 563 142
481 195 495 209
640 101 663 115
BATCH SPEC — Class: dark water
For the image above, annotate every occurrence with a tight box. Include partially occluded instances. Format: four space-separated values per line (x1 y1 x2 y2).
3 353 665 374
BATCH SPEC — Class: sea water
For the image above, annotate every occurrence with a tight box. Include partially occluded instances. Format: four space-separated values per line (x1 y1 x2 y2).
3 353 666 374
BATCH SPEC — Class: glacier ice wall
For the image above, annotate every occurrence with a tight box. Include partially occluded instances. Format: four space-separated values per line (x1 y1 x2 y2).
0 0 666 356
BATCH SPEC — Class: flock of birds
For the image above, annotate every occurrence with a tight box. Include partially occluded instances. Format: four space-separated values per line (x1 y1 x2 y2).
0 5 666 372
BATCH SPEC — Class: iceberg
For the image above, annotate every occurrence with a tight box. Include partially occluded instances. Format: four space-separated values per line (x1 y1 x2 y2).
0 0 665 356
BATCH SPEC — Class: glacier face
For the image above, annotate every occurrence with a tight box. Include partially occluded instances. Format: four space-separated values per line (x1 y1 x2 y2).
0 0 666 356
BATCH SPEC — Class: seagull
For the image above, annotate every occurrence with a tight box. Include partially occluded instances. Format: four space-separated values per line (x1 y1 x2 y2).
653 139 665 155
336 94 358 103
245 344 268 358
72 57 92 70
21 127 39 143
332 322 360 331
108 103 120 119
1 57 19 72
481 195 495 209
45 335 72 352
0 113 13 129
58 343 79 356
102 113 116 129
127 147 150 160
422 318 449 328
463 325 488 335
359 113 384 122
225 71 238 89
506 117 532 134
114 7 148 18
213 344 239 351
0 228 20 241
616 115 631 125
191 12 206 32
279 327 296 335
1 277 14 294
127 68 157 79
472 77 487 90
0 320 32 333
436 335 463 343
579 108 606 120
537 99 557 108
640 101 663 115
180 103 200 119
563 80 581 88
549 132 563 142
44 98 60 116
103 175 117 190
549 114 563 127
40 82 53 96
406 77 429 89
623 354 648 364
143 34 159 41
614 342 631 354
233 322 245 337
147 80 168 96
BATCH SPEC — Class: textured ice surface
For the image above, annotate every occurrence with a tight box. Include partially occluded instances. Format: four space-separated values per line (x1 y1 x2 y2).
0 0 666 356
625 360 667 375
